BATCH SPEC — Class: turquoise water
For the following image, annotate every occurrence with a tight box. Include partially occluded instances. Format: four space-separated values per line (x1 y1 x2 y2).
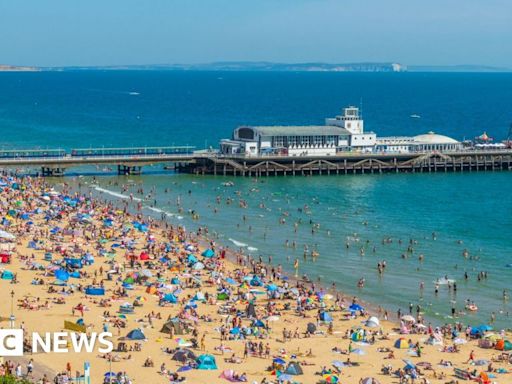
0 71 511 327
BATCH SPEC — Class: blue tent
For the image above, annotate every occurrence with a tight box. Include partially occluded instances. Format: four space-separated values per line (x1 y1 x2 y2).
319 312 333 322
126 329 146 340
252 319 266 328
250 276 262 286
266 284 278 291
187 254 198 264
196 354 217 370
201 249 215 258
171 277 180 284
349 303 364 312
163 293 178 303
1 270 14 280
230 327 241 335
54 269 70 282
65 258 83 269
85 287 105 296
284 362 303 375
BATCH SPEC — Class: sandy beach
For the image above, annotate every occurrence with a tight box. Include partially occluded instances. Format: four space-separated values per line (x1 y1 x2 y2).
0 174 510 384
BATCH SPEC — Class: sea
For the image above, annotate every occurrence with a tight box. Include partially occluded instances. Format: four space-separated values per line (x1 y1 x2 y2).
0 71 511 328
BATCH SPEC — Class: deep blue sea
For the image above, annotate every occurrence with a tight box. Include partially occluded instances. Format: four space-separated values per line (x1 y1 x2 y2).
0 71 511 328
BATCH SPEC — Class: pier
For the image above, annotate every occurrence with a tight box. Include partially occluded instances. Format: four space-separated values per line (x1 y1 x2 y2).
0 146 511 177
185 150 512 176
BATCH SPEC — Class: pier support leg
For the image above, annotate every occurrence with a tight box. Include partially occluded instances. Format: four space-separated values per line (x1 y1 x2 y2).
117 165 142 176
41 167 65 177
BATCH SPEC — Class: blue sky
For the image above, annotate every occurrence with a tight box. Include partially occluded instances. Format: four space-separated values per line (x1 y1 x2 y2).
0 0 510 67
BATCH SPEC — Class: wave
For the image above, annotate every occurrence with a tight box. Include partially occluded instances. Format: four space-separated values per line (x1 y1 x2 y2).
94 187 141 202
229 238 248 247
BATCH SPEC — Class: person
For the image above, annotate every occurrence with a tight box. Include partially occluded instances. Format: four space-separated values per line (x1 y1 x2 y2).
27 359 34 377
466 350 475 363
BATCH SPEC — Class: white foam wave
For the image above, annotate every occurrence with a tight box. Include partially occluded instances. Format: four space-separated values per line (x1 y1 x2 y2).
229 238 248 247
94 187 141 202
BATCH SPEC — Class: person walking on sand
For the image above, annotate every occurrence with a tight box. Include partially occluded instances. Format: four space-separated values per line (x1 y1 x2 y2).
466 350 475 364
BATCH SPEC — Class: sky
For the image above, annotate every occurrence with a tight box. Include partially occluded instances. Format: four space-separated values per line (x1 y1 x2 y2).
0 0 511 67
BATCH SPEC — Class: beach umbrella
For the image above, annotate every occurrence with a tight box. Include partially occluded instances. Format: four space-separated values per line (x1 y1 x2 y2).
273 358 286 365
394 338 409 349
104 372 117 378
323 374 339 384
401 315 416 323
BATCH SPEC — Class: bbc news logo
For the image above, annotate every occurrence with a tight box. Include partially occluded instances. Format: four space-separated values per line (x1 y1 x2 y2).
0 329 113 356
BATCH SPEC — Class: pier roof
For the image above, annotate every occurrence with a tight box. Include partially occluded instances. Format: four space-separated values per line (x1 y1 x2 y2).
247 125 350 136
413 132 459 144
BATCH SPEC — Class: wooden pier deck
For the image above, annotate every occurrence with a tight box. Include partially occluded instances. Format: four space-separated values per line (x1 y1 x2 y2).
0 147 511 177
183 150 512 176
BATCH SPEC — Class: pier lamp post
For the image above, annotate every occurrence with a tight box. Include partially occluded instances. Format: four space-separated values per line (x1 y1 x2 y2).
9 290 15 328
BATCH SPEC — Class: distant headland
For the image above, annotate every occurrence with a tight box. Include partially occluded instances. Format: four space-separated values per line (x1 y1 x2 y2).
1 62 510 73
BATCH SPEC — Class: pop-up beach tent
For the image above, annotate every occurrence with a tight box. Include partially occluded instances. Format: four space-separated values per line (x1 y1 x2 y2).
1 270 14 280
172 349 196 363
319 311 333 322
201 249 215 258
54 269 70 282
196 354 217 370
284 362 303 375
126 329 146 340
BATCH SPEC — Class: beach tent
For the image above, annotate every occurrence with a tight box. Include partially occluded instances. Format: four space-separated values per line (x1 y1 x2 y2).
65 258 83 269
54 269 70 282
364 316 380 328
495 339 512 351
252 319 266 328
196 354 217 370
307 323 317 334
1 270 14 280
217 292 229 300
319 311 333 322
394 338 409 349
349 303 364 312
284 362 303 375
187 254 198 264
201 249 215 258
0 253 11 263
85 287 105 296
193 262 205 270
172 349 196 362
351 329 365 341
163 293 178 303
126 329 146 340
160 319 184 335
